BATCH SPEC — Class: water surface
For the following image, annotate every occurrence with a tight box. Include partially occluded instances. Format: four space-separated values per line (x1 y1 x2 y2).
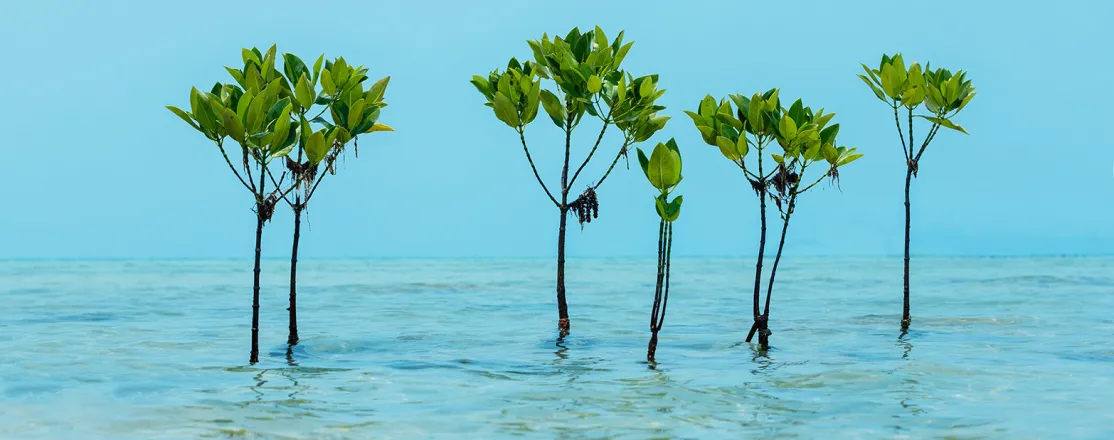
1 257 1112 438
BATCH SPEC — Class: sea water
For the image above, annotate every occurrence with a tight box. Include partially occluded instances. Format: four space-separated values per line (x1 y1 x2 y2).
1 257 1112 439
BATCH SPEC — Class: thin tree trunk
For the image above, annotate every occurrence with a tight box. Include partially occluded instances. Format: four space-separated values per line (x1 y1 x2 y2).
288 201 302 346
250 171 266 364
251 207 264 364
745 186 768 343
759 194 796 350
557 207 569 331
902 167 912 329
648 220 666 362
556 113 573 333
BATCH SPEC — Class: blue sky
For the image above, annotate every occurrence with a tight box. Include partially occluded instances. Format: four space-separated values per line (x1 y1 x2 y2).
1 0 1111 259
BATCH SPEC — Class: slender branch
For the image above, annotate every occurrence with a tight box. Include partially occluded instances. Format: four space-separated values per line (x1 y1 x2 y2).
651 218 666 328
656 222 673 330
893 105 910 161
217 140 255 193
568 108 613 188
305 159 333 201
243 150 258 194
797 170 829 194
908 107 914 162
517 128 559 208
913 123 941 164
267 168 295 207
763 179 801 317
591 136 633 190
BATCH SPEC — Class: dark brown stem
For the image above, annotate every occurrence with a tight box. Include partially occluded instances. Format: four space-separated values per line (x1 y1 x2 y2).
288 200 302 346
556 112 574 333
647 330 659 363
517 129 559 208
250 170 266 365
651 220 666 326
658 222 673 331
902 166 912 328
746 141 768 343
759 190 796 350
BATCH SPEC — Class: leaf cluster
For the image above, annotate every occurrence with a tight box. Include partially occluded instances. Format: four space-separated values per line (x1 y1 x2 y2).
859 53 975 134
167 45 393 174
686 90 862 179
471 26 668 141
636 139 683 222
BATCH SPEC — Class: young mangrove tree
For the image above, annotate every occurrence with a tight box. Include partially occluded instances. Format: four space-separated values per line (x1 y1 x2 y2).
269 54 393 346
471 26 669 333
686 90 861 350
167 45 302 363
857 54 975 329
636 139 683 362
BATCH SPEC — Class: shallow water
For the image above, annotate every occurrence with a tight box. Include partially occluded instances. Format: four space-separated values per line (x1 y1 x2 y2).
1 257 1112 439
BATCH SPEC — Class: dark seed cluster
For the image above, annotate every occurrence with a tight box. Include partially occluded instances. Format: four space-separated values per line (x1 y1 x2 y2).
568 187 599 227
257 196 277 222
769 165 799 214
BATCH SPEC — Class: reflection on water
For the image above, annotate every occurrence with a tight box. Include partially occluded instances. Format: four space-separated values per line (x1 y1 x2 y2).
1 257 1113 438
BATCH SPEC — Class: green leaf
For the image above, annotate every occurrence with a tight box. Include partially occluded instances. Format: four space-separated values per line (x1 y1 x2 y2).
736 134 749 158
779 114 798 140
272 103 293 146
696 126 717 146
748 94 765 133
470 75 492 100
587 75 602 94
348 98 366 130
282 53 308 86
539 89 566 127
492 92 520 128
859 74 887 102
593 26 608 49
683 110 705 128
916 115 968 134
699 95 716 118
764 89 779 110
306 130 328 165
616 74 627 105
320 69 336 96
522 80 541 124
647 141 681 190
367 76 390 103
665 195 682 221
880 63 899 100
637 147 651 181
295 74 315 109
639 77 653 99
716 136 740 161
366 123 394 133
655 195 667 220
242 48 261 66
956 92 976 112
613 42 633 68
820 123 840 146
166 106 200 131
311 54 324 83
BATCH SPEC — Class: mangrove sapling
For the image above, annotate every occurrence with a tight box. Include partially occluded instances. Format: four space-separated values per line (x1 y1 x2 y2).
167 45 301 363
636 139 684 362
471 26 669 333
686 91 862 350
857 54 975 329
267 54 393 346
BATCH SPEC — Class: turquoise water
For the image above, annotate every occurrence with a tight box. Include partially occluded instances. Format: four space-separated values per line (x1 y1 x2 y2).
1 257 1112 439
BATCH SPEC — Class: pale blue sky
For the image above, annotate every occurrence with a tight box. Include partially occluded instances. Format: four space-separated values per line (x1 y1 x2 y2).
1 0 1111 259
